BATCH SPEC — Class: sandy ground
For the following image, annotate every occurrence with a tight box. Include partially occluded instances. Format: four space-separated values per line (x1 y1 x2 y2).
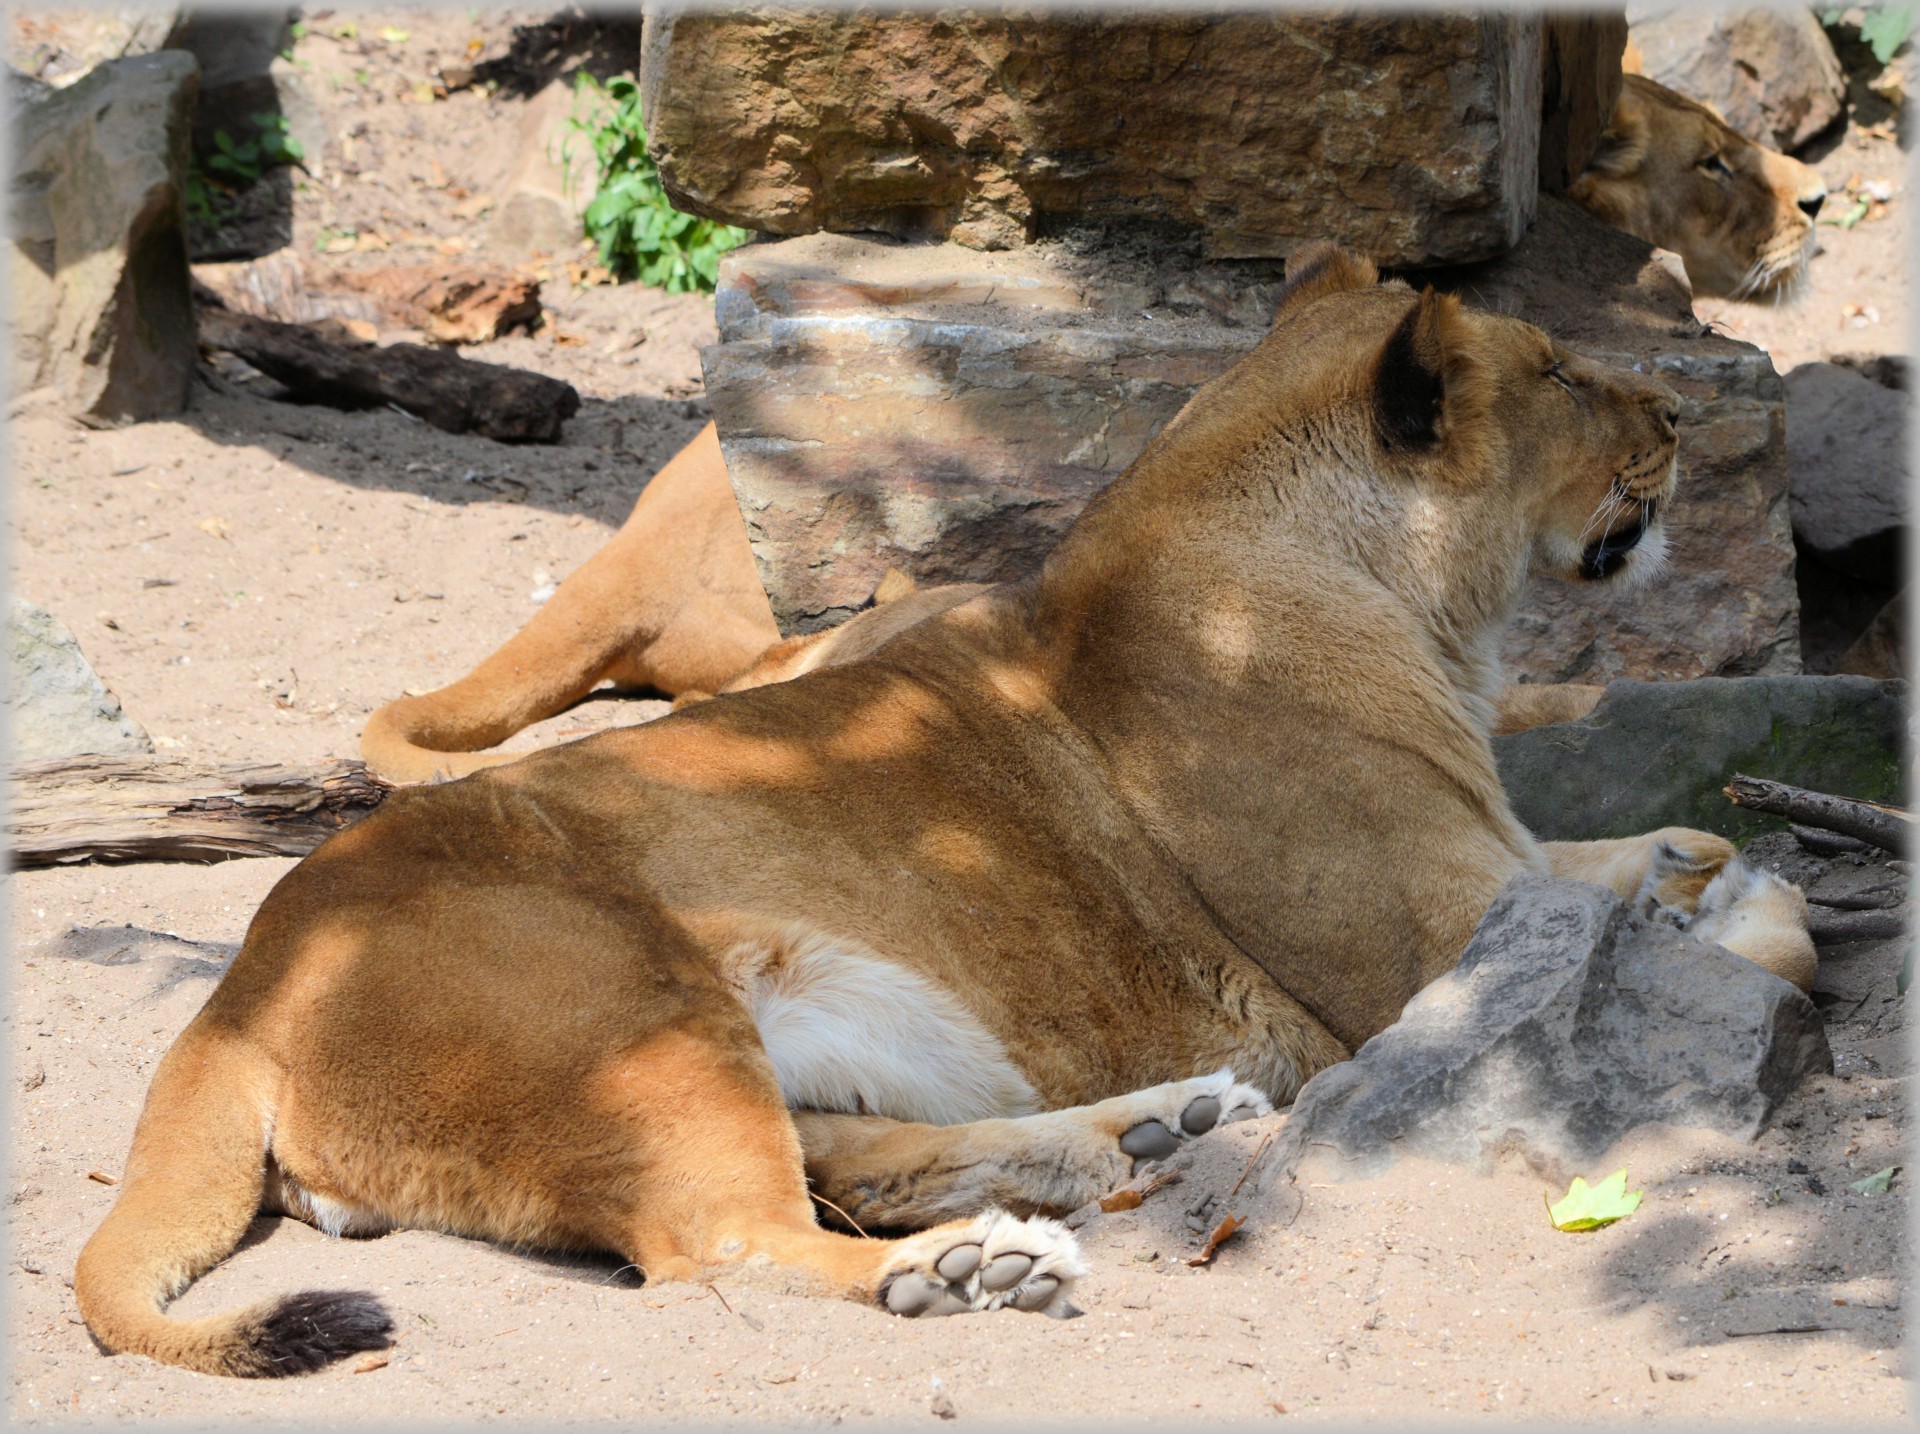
5 8 1912 1424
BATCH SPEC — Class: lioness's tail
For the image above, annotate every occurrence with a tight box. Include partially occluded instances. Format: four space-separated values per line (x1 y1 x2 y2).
73 1027 392 1377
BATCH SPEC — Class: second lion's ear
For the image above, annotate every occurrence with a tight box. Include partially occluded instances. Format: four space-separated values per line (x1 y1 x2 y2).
1372 288 1460 449
1271 241 1379 329
1582 91 1650 180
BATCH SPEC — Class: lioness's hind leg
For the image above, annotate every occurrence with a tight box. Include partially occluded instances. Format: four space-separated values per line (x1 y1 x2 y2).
588 1031 1084 1319
795 1069 1271 1230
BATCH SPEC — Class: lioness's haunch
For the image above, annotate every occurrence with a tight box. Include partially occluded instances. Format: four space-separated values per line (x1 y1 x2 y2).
77 245 1817 1376
1568 73 1827 302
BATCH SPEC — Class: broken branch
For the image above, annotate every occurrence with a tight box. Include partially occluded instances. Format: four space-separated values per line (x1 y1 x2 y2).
10 754 391 867
1724 774 1909 857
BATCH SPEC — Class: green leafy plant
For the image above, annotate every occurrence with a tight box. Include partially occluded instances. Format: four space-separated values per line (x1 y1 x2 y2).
1822 5 1915 63
563 71 750 294
186 111 306 228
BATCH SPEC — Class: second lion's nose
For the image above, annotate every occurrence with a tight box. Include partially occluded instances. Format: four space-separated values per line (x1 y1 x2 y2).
1799 189 1826 221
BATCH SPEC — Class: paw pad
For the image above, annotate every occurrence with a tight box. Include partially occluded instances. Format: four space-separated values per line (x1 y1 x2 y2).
880 1211 1084 1320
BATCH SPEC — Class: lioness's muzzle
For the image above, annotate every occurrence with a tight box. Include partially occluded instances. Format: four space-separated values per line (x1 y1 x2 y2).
1580 513 1649 580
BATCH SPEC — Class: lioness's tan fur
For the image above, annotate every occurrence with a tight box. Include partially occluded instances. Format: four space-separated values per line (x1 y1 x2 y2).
1568 73 1828 301
79 247 1815 1377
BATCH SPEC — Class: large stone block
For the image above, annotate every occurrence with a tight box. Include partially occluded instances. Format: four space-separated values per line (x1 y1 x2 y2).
8 51 199 423
1626 3 1846 153
706 231 1288 630
705 196 1801 682
1493 675 1907 843
1255 876 1831 1181
645 8 1621 263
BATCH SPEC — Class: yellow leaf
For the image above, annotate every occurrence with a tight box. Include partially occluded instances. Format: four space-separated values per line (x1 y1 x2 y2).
1547 1169 1643 1232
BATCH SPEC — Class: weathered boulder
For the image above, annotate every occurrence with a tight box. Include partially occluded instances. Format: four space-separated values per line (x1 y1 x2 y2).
644 9 1622 262
1833 587 1907 681
1258 876 1831 1182
5 8 183 87
1493 675 1906 843
707 231 1288 629
485 79 599 257
1785 360 1908 587
7 598 152 760
1626 3 1846 152
707 195 1801 682
8 51 199 423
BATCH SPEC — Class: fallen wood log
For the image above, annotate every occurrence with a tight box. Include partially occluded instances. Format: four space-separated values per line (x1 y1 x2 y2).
198 307 579 442
1724 774 1910 858
195 253 542 344
1805 906 1908 945
330 263 542 344
10 754 392 867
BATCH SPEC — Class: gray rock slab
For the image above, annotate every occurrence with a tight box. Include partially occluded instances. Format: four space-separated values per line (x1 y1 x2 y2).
7 598 152 760
1626 3 1846 152
7 50 199 423
1262 876 1831 1182
1785 360 1908 587
1494 675 1906 843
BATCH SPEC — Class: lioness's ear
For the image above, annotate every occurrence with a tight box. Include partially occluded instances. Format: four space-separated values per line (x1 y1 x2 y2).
1373 287 1467 449
1584 93 1650 179
1272 241 1378 328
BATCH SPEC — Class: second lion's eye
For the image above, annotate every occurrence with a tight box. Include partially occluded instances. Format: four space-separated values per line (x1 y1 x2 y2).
1546 362 1574 391
1700 153 1733 179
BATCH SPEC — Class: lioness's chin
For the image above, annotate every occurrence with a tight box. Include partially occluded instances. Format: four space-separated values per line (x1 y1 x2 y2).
1533 519 1669 589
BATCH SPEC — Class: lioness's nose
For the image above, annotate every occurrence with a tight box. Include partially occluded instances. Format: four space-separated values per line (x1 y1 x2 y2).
1799 188 1826 220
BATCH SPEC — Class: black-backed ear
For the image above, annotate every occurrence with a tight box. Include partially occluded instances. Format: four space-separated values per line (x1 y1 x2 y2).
1373 287 1456 450
1272 241 1379 329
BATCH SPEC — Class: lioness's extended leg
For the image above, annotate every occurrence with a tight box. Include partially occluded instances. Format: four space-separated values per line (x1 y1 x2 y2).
793 1070 1273 1230
1543 828 1817 989
1543 827 1737 906
361 423 780 782
1492 682 1606 735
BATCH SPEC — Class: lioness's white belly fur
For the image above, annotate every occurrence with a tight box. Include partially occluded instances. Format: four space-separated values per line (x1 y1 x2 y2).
747 934 1041 1125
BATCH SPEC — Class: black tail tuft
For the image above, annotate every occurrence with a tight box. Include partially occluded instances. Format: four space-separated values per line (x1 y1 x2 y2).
240 1289 394 1377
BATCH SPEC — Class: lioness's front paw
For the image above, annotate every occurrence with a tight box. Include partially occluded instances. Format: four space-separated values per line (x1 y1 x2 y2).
1101 1068 1272 1174
879 1211 1085 1320
1634 829 1738 916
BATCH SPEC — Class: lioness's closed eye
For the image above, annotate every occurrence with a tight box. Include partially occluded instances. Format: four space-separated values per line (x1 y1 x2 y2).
1568 73 1828 302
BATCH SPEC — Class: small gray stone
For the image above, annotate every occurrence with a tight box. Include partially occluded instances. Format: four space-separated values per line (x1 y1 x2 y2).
7 598 151 760
1262 876 1831 1183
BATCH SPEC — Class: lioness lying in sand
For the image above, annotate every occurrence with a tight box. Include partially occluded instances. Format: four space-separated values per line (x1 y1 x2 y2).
78 244 1816 1377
